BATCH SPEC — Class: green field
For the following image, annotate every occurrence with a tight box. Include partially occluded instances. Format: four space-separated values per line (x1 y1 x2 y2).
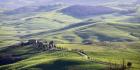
0 2 140 70
0 41 140 70
57 42 140 69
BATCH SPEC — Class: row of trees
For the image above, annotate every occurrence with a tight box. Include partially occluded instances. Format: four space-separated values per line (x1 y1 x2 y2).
108 59 132 70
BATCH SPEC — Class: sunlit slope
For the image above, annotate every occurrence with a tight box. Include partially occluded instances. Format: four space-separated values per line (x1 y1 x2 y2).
0 8 82 46
0 48 107 70
0 11 81 38
0 26 19 47
57 42 140 70
23 12 81 28
43 21 139 43
0 41 139 70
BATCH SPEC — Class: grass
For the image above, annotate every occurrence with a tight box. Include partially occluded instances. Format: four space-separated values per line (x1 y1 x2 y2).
0 50 107 70
0 26 19 47
0 42 139 70
0 7 140 70
42 21 139 43
44 30 83 43
87 24 138 40
0 40 19 48
57 42 140 70
0 26 17 36
37 12 82 24
25 12 82 29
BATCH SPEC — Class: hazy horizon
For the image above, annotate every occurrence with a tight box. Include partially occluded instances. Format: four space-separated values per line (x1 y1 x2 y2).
0 0 138 9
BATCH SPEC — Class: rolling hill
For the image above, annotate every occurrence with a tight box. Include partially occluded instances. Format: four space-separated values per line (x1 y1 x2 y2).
18 16 140 43
0 2 139 43
0 38 140 70
0 0 137 9
60 5 119 18
3 4 65 15
0 1 140 70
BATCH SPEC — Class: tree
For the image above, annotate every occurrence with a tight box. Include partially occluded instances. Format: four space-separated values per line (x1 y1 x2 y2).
127 62 132 69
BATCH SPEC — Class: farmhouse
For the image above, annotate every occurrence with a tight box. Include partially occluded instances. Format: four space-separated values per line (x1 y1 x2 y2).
27 39 56 50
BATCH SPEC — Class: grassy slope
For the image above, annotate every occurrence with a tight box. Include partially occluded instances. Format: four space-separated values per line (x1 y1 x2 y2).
43 22 139 43
24 12 81 29
0 26 19 47
1 12 81 38
0 50 106 70
81 23 138 40
0 42 139 70
41 13 140 43
57 42 140 70
0 6 140 70
0 26 17 36
0 11 81 46
1 8 140 42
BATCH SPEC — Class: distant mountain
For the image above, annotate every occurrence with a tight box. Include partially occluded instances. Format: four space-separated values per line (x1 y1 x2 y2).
125 17 140 23
136 0 140 4
0 0 137 9
59 5 118 18
3 4 64 15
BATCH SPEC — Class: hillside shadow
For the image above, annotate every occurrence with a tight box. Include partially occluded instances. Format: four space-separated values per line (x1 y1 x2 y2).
20 21 95 38
31 59 84 70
